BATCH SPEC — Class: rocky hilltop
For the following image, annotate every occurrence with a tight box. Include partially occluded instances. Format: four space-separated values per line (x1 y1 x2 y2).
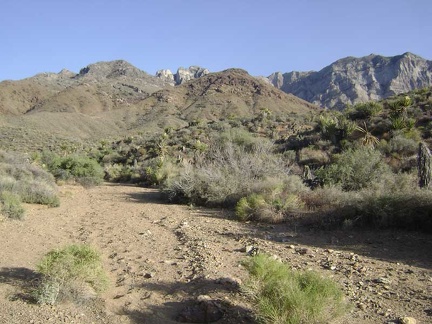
156 66 209 85
268 52 432 109
0 60 170 115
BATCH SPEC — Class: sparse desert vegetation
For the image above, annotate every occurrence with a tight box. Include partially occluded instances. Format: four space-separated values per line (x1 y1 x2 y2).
0 63 431 323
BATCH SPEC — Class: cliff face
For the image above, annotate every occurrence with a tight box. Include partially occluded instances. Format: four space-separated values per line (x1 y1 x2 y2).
268 53 432 109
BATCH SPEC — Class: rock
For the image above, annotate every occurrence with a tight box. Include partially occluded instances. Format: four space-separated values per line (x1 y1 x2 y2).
374 277 392 284
399 316 417 324
143 272 154 279
175 66 209 85
295 247 309 255
155 69 175 83
244 245 259 256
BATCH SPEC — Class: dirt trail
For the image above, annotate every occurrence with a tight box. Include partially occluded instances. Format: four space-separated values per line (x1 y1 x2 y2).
0 184 431 324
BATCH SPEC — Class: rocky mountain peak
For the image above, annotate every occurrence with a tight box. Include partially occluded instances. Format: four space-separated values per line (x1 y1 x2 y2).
77 60 150 80
155 66 209 85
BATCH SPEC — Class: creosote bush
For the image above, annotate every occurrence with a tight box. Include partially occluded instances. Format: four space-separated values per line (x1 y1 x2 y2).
242 254 348 324
34 244 108 305
315 147 391 191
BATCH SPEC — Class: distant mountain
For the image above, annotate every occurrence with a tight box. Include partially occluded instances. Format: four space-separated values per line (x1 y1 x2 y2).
268 52 432 109
0 62 317 150
0 60 169 115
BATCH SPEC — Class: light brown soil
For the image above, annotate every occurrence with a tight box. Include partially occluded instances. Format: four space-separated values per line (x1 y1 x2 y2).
0 183 431 324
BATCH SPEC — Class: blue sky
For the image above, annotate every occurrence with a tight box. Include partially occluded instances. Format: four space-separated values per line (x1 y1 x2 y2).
1 0 431 81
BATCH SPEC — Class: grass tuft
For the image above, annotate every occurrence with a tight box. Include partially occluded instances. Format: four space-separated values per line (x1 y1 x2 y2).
33 244 108 305
242 254 349 324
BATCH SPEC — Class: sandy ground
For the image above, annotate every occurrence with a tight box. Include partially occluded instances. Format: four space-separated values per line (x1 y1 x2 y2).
0 183 431 324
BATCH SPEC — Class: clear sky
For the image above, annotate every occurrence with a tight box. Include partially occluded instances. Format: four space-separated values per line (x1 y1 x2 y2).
1 0 431 81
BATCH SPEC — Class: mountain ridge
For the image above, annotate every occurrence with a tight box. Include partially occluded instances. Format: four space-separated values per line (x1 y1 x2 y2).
268 52 432 109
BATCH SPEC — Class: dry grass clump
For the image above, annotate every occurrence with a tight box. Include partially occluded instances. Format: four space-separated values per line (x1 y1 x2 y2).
33 244 108 305
242 254 349 324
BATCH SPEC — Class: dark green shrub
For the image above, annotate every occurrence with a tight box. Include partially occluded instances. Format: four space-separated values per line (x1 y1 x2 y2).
350 102 383 119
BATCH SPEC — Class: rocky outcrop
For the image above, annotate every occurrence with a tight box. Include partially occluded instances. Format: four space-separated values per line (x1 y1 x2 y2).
268 53 432 109
155 69 175 83
155 66 209 85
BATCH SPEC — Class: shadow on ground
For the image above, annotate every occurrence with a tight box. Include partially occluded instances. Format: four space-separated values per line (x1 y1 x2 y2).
218 221 432 270
0 267 41 302
127 185 432 269
118 278 256 324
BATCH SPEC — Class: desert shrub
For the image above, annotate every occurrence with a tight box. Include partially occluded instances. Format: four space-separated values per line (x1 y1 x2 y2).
315 147 391 191
236 194 268 221
235 176 308 223
301 174 432 232
0 191 25 219
350 190 432 231
13 180 60 207
34 244 108 305
0 151 59 207
42 152 104 186
350 101 383 119
242 254 348 324
298 147 330 166
141 158 179 186
388 133 418 156
163 135 289 206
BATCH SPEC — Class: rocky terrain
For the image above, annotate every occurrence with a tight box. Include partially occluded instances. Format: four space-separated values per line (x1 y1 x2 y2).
0 184 430 324
268 52 432 109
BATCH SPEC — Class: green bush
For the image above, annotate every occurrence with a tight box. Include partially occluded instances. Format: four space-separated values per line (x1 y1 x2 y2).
350 101 383 119
34 244 108 304
242 254 348 324
315 147 392 191
235 177 307 223
236 194 269 221
0 191 25 219
42 152 104 186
